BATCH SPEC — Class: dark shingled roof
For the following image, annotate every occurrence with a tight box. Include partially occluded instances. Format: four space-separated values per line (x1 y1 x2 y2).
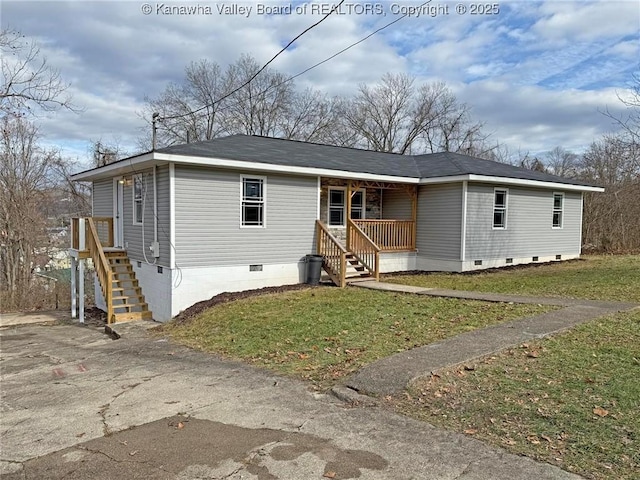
150 134 594 187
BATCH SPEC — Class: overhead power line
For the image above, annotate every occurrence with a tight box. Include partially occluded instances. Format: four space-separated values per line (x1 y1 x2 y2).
162 0 345 121
158 0 431 126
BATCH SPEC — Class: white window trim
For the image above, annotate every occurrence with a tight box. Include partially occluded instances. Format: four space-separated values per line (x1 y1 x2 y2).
492 187 508 230
552 192 564 229
327 187 366 227
133 175 143 226
240 175 266 228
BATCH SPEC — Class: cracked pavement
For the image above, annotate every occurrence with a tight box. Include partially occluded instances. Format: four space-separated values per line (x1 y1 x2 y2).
0 320 584 479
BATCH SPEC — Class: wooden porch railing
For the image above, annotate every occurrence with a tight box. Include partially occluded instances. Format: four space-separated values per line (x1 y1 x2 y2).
71 217 114 250
86 218 114 323
347 219 380 281
352 219 415 251
316 220 347 287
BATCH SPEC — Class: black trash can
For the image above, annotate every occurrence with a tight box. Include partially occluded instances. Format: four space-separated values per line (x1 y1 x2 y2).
304 254 324 285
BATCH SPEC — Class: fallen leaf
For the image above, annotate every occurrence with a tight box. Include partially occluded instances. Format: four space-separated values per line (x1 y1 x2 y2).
129 450 138 456
593 407 609 417
541 434 553 442
177 422 185 429
76 432 85 438
298 353 309 359
463 428 477 435
323 472 336 479
527 350 540 358
527 435 541 445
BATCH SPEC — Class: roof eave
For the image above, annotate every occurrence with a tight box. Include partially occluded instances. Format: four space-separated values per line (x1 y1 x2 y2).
418 174 603 192
70 151 604 192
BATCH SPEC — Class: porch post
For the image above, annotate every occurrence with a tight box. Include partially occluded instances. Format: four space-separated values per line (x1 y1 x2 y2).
346 180 352 249
78 259 85 324
71 255 77 319
411 185 418 250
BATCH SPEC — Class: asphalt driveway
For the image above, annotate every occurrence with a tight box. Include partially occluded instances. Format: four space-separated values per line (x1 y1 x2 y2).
0 318 583 479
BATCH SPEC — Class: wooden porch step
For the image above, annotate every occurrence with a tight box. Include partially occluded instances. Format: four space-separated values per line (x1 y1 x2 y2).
112 286 142 294
112 311 153 323
113 303 150 313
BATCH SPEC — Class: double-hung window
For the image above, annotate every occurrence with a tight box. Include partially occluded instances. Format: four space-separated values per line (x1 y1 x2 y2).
242 176 265 227
552 192 564 228
493 188 508 229
328 188 365 226
328 189 345 226
133 175 143 225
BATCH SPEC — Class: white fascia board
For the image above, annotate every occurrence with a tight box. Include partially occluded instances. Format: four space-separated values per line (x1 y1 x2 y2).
70 153 157 181
419 174 604 192
153 152 420 184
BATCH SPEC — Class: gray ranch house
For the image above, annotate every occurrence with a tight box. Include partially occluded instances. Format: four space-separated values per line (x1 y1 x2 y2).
69 135 603 323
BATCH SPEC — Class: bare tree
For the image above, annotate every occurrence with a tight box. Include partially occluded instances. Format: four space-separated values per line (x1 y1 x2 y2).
418 82 489 155
544 146 579 177
220 54 294 137
1 28 75 116
141 59 228 147
579 134 640 252
342 74 490 155
343 73 424 153
279 88 340 143
0 116 54 299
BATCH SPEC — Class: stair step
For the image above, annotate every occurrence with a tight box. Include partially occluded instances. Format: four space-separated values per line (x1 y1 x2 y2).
112 286 142 294
112 311 153 323
113 303 149 312
112 295 145 302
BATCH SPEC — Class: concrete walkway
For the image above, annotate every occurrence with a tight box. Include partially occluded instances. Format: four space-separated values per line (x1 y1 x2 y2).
345 281 638 397
0 310 68 327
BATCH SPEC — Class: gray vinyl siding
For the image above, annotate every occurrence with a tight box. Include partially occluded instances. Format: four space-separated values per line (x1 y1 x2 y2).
382 189 412 219
122 167 171 266
174 166 318 267
416 183 462 260
465 183 582 259
92 179 113 216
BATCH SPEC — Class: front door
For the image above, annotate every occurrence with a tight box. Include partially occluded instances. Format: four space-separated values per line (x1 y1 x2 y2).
113 178 125 248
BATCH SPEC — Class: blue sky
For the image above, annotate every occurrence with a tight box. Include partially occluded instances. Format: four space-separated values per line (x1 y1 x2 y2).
2 0 638 169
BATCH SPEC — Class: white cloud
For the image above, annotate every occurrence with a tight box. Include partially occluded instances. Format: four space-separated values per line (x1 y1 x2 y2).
2 0 637 166
533 0 639 45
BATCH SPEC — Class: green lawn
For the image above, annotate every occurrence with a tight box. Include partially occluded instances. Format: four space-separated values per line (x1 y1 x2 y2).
385 255 640 302
384 254 640 479
157 287 551 389
391 309 640 480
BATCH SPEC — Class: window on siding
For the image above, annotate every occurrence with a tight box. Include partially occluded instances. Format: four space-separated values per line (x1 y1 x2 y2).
493 188 508 229
133 175 143 225
328 188 365 226
552 193 564 228
242 177 265 227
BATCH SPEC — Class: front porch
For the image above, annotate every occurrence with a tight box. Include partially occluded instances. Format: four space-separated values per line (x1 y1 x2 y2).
316 179 417 287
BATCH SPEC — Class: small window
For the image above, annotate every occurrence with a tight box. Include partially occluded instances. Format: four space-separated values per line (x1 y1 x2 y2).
552 193 564 228
351 190 364 220
133 175 143 225
242 177 265 227
328 189 345 226
493 188 508 229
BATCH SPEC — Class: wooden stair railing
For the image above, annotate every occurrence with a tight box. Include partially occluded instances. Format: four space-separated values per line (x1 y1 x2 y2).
347 219 380 281
316 220 347 287
86 217 114 323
